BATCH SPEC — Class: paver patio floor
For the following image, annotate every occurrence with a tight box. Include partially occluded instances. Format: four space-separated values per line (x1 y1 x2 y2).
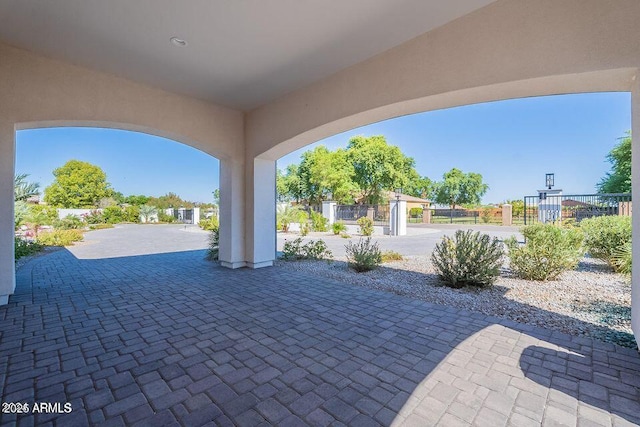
1 226 639 426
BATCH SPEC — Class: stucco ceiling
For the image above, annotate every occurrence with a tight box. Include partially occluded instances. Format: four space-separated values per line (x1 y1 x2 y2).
0 0 495 110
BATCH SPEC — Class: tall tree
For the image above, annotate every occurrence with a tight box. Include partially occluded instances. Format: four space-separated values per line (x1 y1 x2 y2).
44 160 112 208
405 172 433 200
277 164 305 203
298 146 356 205
14 173 40 202
597 132 631 194
433 168 489 209
347 135 416 204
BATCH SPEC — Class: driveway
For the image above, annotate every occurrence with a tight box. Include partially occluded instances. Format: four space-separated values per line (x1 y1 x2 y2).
1 225 638 426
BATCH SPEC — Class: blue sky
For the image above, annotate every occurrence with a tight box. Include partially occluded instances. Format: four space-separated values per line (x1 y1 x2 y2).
16 92 630 204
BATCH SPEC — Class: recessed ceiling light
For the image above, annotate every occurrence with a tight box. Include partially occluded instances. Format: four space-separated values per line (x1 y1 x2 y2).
170 37 188 47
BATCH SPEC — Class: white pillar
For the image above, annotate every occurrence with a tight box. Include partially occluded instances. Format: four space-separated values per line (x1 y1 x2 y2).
390 200 407 236
218 157 246 268
245 157 276 268
0 123 15 304
631 76 640 348
322 201 336 225
193 207 200 225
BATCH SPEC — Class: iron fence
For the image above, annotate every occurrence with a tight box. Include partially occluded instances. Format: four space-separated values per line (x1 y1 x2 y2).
523 193 631 225
334 204 389 226
431 209 479 224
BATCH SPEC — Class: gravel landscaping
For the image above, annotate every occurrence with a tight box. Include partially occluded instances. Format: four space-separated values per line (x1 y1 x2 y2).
275 255 636 348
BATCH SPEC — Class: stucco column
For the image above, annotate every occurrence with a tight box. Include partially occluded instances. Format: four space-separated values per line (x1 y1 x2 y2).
631 76 640 349
0 123 15 304
390 200 407 236
322 201 336 225
245 157 276 268
218 157 246 268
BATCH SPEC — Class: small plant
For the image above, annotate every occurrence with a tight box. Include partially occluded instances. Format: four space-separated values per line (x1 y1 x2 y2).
89 223 114 230
206 228 219 260
432 230 504 288
281 238 332 260
580 216 631 268
36 229 84 246
300 222 310 236
332 221 347 235
345 237 382 272
199 216 219 231
357 216 374 236
83 210 106 225
506 223 583 281
277 205 308 232
54 214 85 230
310 211 328 232
381 250 403 262
481 207 492 224
157 210 176 223
611 242 632 275
15 238 43 260
340 232 351 239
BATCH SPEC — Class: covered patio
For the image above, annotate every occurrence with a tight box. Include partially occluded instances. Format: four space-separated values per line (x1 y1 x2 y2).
1 0 640 425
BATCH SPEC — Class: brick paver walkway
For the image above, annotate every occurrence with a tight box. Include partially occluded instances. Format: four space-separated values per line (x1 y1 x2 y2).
1 226 639 426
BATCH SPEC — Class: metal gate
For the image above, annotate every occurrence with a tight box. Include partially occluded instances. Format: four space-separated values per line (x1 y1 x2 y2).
172 208 195 224
523 193 631 225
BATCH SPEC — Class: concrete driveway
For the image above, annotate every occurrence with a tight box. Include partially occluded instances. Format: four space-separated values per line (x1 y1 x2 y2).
1 224 638 426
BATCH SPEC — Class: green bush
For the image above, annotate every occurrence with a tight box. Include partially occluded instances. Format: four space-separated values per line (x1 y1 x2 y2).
506 223 583 281
54 214 85 230
84 210 105 225
310 211 328 232
357 216 374 236
281 238 332 260
102 205 124 224
481 207 492 224
345 237 381 272
381 250 403 262
432 230 504 288
277 205 308 232
580 216 632 267
15 238 43 260
611 242 632 275
37 229 84 246
157 211 176 223
122 205 141 223
89 223 114 230
332 221 347 235
409 207 422 218
206 228 219 261
199 216 219 231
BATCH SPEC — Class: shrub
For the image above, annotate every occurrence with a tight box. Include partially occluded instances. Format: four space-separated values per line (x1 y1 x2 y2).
506 223 583 281
122 205 141 223
54 214 85 230
611 242 632 275
199 216 219 231
157 211 175 223
300 222 310 236
340 232 351 239
37 229 84 246
277 205 308 232
206 228 219 260
409 207 422 218
15 238 43 260
432 230 504 288
345 237 381 272
381 250 403 262
282 238 332 260
481 207 492 224
83 210 105 225
357 216 374 236
89 223 114 230
102 205 124 224
580 216 632 267
332 221 347 235
310 211 328 232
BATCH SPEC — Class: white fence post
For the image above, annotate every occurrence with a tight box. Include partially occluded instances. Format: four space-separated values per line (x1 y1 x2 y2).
322 201 336 225
389 200 407 236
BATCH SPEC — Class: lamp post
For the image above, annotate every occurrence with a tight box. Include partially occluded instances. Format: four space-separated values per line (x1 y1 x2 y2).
394 188 402 236
545 173 554 190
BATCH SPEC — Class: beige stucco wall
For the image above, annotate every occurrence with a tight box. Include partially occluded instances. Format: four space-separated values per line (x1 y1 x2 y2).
0 42 244 300
246 0 639 160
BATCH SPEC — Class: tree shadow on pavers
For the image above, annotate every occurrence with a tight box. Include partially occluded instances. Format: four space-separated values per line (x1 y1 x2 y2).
2 248 639 426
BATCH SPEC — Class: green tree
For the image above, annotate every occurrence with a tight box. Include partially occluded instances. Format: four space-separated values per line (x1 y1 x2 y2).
14 173 40 202
405 172 433 199
505 199 525 217
139 205 158 223
297 146 356 205
433 168 489 209
44 160 112 208
277 164 305 203
124 194 150 206
347 135 416 204
597 131 631 194
212 189 220 206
